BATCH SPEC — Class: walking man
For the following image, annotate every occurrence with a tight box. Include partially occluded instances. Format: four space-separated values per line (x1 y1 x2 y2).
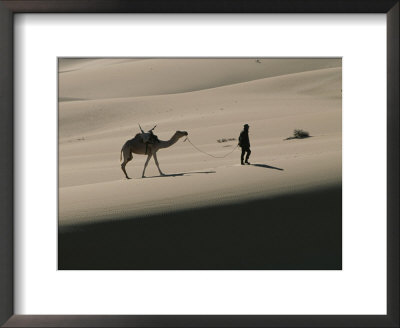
239 124 251 165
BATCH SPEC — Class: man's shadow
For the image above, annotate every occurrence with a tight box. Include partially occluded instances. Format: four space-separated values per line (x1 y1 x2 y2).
250 163 284 171
144 170 216 178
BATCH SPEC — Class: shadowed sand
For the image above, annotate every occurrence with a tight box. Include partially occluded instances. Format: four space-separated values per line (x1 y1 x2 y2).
59 185 341 270
58 58 342 269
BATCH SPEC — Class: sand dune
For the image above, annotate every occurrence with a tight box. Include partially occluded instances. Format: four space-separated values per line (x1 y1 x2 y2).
59 187 342 269
59 67 341 139
58 58 341 230
59 58 341 100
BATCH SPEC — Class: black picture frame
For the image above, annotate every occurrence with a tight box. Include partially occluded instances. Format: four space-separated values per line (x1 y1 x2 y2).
0 0 398 327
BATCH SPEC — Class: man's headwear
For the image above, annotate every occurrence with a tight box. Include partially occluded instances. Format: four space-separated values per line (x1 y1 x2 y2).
244 124 249 129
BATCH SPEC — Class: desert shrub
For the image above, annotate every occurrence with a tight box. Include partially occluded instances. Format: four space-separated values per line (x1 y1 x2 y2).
284 129 310 140
217 138 236 143
293 129 309 138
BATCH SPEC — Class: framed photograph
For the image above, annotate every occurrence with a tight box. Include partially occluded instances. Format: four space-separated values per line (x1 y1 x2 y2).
57 57 342 271
1 1 398 327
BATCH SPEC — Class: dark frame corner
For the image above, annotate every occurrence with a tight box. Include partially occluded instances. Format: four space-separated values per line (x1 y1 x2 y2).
1 1 398 327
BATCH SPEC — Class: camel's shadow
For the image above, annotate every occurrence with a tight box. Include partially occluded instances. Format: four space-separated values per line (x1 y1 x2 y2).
250 163 284 171
143 170 216 179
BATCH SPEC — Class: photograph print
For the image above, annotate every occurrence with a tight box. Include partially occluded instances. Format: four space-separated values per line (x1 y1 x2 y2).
58 58 342 270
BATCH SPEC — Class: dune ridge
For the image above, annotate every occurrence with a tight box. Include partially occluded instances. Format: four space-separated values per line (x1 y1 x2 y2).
59 58 341 100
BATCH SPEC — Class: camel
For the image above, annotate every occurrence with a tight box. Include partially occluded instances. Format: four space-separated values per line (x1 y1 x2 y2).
120 130 188 179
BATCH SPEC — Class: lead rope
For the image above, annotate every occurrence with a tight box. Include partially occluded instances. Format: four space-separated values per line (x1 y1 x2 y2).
184 137 239 158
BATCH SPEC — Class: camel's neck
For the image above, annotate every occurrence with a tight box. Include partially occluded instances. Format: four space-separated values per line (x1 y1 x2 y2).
158 133 182 149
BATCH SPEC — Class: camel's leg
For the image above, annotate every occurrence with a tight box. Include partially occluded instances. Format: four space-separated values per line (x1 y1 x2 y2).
121 149 133 179
142 153 152 178
153 152 165 176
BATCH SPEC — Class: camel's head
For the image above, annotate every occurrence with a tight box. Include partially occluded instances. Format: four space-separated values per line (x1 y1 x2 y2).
175 130 188 138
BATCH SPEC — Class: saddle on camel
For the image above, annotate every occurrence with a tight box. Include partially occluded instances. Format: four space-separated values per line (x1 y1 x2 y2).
138 124 160 154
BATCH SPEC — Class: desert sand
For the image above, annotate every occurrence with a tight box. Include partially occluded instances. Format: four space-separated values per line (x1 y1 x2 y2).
58 58 342 269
